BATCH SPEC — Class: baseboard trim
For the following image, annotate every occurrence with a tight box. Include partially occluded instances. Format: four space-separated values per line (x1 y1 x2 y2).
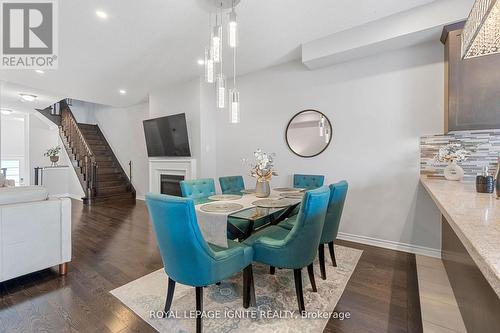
135 195 145 201
337 232 441 258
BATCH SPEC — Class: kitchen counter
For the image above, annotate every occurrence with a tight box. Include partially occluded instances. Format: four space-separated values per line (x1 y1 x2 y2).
420 176 500 298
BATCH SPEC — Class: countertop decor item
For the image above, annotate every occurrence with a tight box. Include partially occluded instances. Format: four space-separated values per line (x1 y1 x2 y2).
286 110 332 158
200 202 244 213
44 146 62 167
434 143 470 181
208 194 242 201
495 157 500 198
249 149 277 198
476 165 494 193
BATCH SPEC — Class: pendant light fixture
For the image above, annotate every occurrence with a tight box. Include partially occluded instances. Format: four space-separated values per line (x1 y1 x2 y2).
203 0 242 120
204 47 214 83
462 0 500 59
212 23 222 63
228 7 238 48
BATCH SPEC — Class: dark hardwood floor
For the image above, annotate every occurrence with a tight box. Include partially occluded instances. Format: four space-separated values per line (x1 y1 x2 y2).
0 199 422 333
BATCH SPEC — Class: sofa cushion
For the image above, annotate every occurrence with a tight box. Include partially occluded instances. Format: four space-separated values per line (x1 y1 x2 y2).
0 186 49 205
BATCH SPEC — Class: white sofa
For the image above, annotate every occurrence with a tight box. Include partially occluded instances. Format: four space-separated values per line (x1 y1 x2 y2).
0 186 71 282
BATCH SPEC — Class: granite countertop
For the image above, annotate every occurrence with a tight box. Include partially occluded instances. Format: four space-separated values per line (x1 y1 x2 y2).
420 176 500 298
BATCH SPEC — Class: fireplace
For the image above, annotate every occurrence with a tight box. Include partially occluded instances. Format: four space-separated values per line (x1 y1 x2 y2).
149 158 197 195
161 174 184 196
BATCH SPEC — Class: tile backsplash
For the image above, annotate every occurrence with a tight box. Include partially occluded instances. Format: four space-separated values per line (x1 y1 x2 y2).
420 130 500 180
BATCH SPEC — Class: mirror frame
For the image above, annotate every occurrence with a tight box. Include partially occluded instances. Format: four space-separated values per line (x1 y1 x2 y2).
285 109 332 158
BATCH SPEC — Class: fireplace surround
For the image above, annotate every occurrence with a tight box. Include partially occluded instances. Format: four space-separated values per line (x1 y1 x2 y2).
148 158 197 195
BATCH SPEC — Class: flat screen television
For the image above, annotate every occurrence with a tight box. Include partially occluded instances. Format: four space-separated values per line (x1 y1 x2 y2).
143 113 191 157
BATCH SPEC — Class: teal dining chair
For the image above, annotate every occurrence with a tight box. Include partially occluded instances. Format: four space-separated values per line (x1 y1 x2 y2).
219 176 245 194
145 193 255 333
180 178 249 241
180 178 216 201
293 174 325 190
279 181 348 280
243 186 330 313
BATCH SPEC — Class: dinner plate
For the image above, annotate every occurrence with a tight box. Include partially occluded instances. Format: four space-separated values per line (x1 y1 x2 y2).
200 203 244 213
273 187 305 192
252 199 297 208
279 192 305 199
208 194 242 201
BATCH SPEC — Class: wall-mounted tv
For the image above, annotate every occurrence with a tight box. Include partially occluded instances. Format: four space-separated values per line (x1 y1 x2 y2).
143 113 191 157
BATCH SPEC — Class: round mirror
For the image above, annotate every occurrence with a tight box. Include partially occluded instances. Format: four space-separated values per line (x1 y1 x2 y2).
285 110 332 158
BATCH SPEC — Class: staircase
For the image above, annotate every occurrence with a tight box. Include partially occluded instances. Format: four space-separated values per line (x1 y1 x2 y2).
40 100 136 204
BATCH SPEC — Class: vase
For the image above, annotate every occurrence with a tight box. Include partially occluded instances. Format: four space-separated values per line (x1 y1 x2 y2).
255 180 270 198
50 155 59 167
444 160 464 181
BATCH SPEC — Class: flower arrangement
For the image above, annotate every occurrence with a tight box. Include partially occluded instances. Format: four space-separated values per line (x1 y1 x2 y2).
434 143 470 163
44 146 62 157
250 149 278 182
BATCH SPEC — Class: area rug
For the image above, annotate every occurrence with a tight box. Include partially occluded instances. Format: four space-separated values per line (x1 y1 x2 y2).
110 245 362 333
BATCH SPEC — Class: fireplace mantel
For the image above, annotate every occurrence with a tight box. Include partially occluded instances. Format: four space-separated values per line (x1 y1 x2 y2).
148 158 197 194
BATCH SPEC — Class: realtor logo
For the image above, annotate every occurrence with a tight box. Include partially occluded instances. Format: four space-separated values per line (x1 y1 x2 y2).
1 0 58 69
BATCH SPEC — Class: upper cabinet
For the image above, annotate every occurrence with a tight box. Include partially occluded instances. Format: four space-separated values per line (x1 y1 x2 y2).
442 23 500 133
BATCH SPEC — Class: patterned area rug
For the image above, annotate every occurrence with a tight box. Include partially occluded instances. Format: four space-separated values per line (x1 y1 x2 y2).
110 245 362 333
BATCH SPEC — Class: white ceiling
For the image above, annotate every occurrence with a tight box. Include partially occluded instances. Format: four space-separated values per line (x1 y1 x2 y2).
0 81 62 114
0 0 436 108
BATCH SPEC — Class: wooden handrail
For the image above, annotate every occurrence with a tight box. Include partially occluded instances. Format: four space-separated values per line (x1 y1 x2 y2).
59 101 98 200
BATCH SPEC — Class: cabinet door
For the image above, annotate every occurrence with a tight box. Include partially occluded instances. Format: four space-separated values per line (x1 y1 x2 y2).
447 29 500 132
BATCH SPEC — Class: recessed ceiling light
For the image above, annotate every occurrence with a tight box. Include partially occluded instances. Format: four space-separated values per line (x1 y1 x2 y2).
0 108 13 115
19 93 37 102
96 10 108 19
35 69 45 74
119 89 127 95
197 59 205 66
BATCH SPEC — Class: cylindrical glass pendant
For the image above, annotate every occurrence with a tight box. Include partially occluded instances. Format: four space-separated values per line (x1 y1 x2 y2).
228 10 238 48
216 74 226 108
212 25 222 63
230 89 240 123
204 48 214 83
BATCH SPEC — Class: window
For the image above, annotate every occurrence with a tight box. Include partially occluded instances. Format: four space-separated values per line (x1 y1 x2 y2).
1 160 21 185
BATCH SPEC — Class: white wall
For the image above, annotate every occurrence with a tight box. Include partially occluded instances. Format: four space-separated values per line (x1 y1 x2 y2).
91 102 150 199
28 113 85 198
70 99 97 124
149 78 216 179
214 41 443 254
1 114 28 184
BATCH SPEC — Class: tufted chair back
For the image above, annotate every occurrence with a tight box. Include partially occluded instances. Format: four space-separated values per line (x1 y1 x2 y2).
219 176 245 195
145 194 221 286
293 174 325 190
180 178 216 200
320 181 348 244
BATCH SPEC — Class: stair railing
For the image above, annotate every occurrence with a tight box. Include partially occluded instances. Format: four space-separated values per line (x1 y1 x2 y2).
59 102 98 200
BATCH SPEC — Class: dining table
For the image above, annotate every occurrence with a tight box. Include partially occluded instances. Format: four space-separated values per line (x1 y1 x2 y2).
194 190 302 248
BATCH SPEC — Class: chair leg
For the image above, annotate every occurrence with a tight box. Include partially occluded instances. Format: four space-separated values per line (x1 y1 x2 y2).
243 264 256 308
164 278 176 314
307 264 317 292
328 241 337 267
195 287 203 333
293 269 305 314
318 244 326 280
270 266 276 275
